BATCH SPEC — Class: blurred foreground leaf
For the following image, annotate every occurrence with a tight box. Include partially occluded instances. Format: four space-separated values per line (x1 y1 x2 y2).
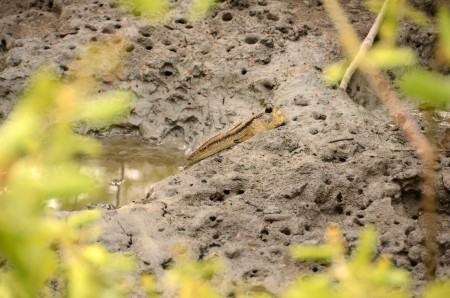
0 35 138 297
403 3 429 26
350 226 377 269
400 68 450 108
165 244 223 298
287 225 410 298
115 0 171 20
378 0 401 45
366 0 428 45
77 90 135 127
290 244 339 262
437 8 450 63
368 46 417 69
423 280 450 298
189 0 218 20
283 275 340 298
324 60 349 86
0 69 59 168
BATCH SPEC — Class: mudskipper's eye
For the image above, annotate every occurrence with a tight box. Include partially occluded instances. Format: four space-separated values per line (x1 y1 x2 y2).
265 106 273 113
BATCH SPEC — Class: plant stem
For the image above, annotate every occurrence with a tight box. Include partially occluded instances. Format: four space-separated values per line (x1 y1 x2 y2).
340 0 389 90
324 0 438 280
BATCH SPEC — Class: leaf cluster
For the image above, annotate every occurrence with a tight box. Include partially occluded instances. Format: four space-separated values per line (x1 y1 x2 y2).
325 0 450 109
0 38 137 297
115 0 218 21
283 225 450 298
286 225 410 298
158 226 450 298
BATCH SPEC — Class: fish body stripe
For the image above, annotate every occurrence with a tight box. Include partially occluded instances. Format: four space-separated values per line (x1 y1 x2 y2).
186 107 286 166
193 112 264 155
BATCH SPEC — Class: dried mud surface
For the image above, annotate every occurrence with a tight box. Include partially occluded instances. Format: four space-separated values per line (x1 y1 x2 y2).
1 0 449 295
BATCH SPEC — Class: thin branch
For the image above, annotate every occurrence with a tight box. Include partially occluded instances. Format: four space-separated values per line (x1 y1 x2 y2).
368 72 437 279
339 0 389 90
329 137 354 143
325 0 438 280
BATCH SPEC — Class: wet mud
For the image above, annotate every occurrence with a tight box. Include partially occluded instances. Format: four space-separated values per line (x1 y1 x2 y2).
0 0 449 295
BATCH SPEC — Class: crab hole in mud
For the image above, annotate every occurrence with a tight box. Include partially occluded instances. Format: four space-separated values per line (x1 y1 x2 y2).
210 192 225 202
334 205 344 214
222 12 233 21
161 258 174 269
280 227 291 236
50 137 184 211
160 62 178 77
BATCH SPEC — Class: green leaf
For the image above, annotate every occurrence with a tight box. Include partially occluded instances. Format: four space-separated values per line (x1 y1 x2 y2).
379 0 400 45
66 210 101 229
324 60 349 86
77 90 135 127
423 280 450 298
290 244 338 262
365 0 383 12
0 36 141 297
283 275 341 298
165 255 222 298
438 8 450 62
82 244 110 265
368 256 411 290
0 114 40 167
385 268 410 288
116 0 171 20
404 4 429 26
189 0 217 20
399 68 450 108
40 165 97 198
368 46 417 69
141 274 158 298
46 133 103 163
350 225 377 268
19 67 61 114
0 68 61 167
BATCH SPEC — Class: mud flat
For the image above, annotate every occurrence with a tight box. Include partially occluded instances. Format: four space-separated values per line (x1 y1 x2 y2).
0 0 448 294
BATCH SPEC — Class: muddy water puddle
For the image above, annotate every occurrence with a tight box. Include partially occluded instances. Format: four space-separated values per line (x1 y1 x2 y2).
58 137 185 210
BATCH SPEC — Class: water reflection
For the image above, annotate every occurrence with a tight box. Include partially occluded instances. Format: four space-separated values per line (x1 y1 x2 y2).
60 137 185 210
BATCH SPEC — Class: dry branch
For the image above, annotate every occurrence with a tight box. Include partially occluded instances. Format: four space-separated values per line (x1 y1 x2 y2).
339 0 389 90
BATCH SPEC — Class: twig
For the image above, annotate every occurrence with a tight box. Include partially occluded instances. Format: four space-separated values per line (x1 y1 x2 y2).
325 0 438 280
329 137 354 143
367 75 437 279
390 148 450 152
339 0 389 90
